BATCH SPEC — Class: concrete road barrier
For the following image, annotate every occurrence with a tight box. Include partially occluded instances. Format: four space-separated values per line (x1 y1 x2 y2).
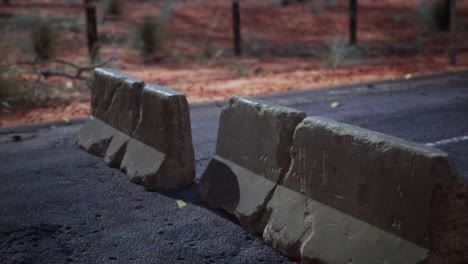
200 95 306 233
263 117 462 264
200 97 463 264
76 68 195 190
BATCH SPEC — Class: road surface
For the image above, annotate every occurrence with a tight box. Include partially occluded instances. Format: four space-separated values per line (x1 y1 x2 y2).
1 71 467 263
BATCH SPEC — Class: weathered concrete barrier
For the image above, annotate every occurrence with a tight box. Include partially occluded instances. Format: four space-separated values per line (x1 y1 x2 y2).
199 95 306 233
76 68 195 190
200 96 463 264
264 116 463 264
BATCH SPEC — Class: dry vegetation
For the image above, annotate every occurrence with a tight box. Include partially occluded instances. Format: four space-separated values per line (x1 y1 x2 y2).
0 0 467 126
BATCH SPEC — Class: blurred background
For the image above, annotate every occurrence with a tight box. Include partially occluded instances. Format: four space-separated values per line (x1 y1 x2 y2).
0 0 466 126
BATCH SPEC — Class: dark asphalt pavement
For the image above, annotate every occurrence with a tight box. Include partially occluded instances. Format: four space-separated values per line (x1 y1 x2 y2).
1 71 467 264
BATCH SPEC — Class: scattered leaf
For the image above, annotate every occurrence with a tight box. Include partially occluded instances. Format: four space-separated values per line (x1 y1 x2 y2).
65 81 74 89
404 73 413 80
2 101 11 108
50 125 57 129
330 101 340 108
62 117 70 123
176 200 186 208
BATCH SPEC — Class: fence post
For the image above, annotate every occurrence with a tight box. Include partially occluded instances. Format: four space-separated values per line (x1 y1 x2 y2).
449 0 456 65
349 0 357 45
85 0 98 61
232 1 242 56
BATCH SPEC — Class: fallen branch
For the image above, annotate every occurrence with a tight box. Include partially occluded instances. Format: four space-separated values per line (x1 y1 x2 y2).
75 47 118 78
36 69 87 80
18 46 118 82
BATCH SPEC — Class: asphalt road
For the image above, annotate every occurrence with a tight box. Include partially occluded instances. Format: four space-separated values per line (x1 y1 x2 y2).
1 71 467 264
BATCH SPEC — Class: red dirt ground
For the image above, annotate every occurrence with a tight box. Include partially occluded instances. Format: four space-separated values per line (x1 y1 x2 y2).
1 0 467 127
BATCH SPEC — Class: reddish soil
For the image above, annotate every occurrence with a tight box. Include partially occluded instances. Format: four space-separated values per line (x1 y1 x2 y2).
1 0 467 127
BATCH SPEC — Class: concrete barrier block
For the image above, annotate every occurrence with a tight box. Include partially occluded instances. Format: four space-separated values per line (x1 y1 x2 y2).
121 138 166 184
263 116 462 264
200 95 306 233
90 68 144 136
104 130 130 168
77 69 195 190
76 117 116 156
121 84 195 190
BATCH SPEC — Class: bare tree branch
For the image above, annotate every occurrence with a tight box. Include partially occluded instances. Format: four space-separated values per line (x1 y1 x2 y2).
76 47 118 77
36 69 87 80
16 59 80 69
15 46 118 84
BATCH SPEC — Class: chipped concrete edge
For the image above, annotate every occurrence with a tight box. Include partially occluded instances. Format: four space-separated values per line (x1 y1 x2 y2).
200 95 306 233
